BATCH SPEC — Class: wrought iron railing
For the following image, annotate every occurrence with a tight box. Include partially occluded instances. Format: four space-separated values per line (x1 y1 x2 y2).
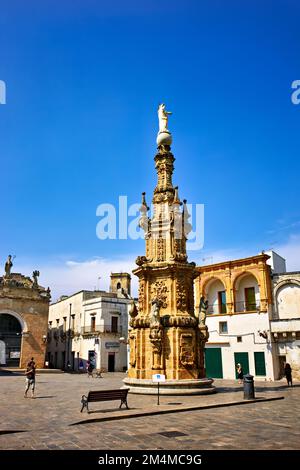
207 304 227 315
81 324 122 335
235 301 260 313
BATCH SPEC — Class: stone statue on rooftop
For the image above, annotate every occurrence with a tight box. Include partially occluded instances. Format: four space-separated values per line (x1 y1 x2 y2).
4 255 13 276
32 270 40 287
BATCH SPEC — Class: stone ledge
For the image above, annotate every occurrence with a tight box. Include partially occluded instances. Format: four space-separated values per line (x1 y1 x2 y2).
70 395 284 426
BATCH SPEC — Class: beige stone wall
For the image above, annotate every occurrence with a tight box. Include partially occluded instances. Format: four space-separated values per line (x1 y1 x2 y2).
195 254 273 315
0 290 49 368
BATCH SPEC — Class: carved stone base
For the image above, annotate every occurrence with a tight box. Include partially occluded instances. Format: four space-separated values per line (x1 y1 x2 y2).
122 377 215 395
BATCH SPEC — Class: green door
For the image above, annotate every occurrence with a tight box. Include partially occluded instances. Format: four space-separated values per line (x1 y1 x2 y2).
254 352 266 376
205 348 223 378
234 352 249 378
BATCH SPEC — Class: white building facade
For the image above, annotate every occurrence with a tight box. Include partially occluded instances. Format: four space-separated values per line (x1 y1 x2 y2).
196 252 300 381
196 253 279 381
46 273 132 372
270 271 300 380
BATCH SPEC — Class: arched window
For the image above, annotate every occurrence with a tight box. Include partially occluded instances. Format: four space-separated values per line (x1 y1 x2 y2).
205 278 227 314
234 273 260 313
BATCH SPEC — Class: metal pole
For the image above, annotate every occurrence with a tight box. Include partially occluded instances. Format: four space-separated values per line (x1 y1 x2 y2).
157 382 160 405
67 303 72 370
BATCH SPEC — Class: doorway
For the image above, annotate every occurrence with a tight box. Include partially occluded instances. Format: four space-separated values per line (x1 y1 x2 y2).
205 348 223 378
0 340 6 365
108 353 115 372
234 352 249 377
279 355 286 378
0 314 22 367
71 351 75 370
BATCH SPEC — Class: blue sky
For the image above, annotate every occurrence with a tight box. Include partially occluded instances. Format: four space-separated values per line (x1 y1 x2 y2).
1 0 300 298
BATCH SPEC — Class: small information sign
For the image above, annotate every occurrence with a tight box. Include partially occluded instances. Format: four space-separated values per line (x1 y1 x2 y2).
152 374 165 405
152 374 166 382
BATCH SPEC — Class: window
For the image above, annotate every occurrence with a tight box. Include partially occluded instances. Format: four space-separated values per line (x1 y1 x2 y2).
91 316 96 332
245 287 256 311
71 315 75 331
63 317 67 331
237 336 242 343
111 316 118 333
219 321 228 334
218 291 227 314
49 321 52 328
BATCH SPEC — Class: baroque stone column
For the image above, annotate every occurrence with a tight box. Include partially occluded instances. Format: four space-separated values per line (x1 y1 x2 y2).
123 105 215 394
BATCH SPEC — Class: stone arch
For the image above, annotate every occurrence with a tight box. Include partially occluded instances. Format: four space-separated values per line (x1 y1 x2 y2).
201 276 227 315
274 280 300 319
0 310 27 367
0 309 28 332
273 278 300 297
232 270 260 290
202 275 226 296
232 271 260 313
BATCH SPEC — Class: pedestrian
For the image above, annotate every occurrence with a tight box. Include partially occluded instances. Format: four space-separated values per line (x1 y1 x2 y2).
236 363 244 384
24 357 36 398
79 359 84 372
284 362 293 387
87 361 94 378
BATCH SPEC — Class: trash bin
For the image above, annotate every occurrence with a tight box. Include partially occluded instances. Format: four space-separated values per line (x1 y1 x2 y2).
243 374 255 399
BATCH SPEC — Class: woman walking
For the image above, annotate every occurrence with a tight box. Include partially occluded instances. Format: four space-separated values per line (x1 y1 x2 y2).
236 363 244 384
284 362 293 387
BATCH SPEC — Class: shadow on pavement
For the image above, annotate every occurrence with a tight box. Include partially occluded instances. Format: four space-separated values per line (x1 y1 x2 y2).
0 430 27 435
33 396 57 399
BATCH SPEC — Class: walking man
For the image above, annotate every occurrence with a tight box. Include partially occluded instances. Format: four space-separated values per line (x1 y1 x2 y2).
24 357 36 398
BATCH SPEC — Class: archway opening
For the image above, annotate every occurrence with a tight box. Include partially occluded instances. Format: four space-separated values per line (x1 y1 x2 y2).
234 273 260 313
205 278 227 315
0 314 22 367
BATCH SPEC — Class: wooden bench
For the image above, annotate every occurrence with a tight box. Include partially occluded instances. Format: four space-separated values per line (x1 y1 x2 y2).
80 388 129 413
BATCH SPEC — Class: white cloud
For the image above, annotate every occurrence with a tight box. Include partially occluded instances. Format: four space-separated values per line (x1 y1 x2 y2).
193 233 300 272
13 234 300 305
273 234 300 272
17 256 139 303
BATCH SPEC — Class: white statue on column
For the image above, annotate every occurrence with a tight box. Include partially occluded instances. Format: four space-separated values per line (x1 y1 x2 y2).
157 104 173 147
158 103 172 133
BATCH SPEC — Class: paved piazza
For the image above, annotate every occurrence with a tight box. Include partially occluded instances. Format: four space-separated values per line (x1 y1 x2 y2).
0 371 299 450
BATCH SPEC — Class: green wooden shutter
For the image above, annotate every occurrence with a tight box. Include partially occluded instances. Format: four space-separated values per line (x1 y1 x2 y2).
205 348 223 378
254 352 266 376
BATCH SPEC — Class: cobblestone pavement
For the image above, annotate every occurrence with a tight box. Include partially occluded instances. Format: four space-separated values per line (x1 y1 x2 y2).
0 371 299 450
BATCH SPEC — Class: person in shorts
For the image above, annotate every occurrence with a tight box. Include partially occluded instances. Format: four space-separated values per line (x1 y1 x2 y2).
24 358 36 398
236 363 244 384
